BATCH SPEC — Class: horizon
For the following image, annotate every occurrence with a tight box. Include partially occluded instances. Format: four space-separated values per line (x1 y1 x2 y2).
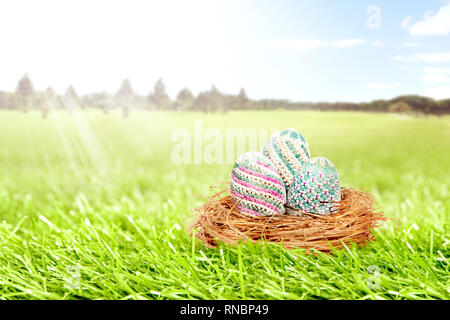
4 72 448 105
1 0 450 102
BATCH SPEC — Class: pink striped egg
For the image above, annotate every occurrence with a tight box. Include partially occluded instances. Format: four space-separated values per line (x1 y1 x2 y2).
230 151 286 216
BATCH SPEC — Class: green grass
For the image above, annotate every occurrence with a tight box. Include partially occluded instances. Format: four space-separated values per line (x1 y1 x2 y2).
0 110 449 300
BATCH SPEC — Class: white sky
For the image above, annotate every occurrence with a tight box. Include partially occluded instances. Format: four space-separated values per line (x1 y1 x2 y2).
1 0 450 101
0 0 237 96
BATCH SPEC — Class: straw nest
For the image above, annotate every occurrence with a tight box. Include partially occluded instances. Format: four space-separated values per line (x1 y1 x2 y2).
188 186 386 252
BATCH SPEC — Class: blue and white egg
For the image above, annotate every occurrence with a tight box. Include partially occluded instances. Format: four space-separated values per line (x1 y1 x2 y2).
262 128 310 189
287 157 341 215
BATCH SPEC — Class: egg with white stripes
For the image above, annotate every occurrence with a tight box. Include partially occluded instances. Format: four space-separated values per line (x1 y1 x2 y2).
230 151 286 216
262 128 310 188
287 156 341 215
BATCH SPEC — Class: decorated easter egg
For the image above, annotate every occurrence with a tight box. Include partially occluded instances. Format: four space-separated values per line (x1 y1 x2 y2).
262 128 311 188
287 157 341 215
230 151 286 216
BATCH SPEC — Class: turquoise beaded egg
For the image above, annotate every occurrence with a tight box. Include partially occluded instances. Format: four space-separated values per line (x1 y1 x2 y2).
262 128 311 188
287 156 341 215
230 151 286 216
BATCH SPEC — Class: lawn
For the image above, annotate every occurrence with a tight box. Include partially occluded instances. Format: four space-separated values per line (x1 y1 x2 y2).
0 110 448 299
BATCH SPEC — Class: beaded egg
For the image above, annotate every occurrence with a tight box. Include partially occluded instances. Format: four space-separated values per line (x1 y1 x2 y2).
287 156 341 215
262 128 311 188
230 151 286 216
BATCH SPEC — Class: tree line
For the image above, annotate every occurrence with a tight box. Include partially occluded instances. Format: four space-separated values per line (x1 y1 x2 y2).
1 74 449 117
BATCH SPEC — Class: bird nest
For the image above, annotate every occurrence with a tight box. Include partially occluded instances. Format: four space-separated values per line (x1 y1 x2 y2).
188 186 386 252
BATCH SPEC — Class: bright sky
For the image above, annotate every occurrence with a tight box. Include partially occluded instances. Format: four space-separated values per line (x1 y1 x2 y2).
1 0 450 102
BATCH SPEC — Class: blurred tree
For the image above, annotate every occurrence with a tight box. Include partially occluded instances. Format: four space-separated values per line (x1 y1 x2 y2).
131 94 150 111
237 87 249 108
192 91 209 113
88 91 112 114
116 79 134 117
365 99 389 112
0 92 5 110
16 73 34 113
41 87 58 118
64 85 81 113
390 95 436 113
148 78 171 110
437 99 450 115
175 88 194 110
208 85 225 112
222 93 237 111
1 93 20 110
388 101 412 113
192 85 226 113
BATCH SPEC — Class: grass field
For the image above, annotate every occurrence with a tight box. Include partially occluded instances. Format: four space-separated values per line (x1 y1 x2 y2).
0 110 449 300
